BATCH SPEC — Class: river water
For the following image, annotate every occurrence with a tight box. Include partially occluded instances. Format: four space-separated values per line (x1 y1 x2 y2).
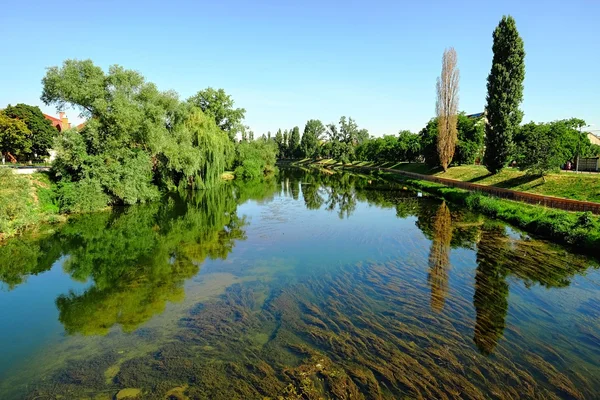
0 168 599 399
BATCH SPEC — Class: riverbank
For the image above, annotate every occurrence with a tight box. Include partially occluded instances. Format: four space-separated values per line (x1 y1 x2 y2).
0 169 241 242
286 159 600 203
282 160 600 254
0 169 64 241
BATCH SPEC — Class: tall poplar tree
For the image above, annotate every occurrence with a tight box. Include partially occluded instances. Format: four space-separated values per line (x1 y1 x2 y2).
289 126 301 158
435 48 460 172
483 15 525 173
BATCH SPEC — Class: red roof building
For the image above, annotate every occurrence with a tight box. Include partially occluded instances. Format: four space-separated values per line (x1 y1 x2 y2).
43 112 71 132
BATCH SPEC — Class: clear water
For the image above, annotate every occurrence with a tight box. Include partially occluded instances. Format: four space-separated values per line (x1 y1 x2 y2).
0 168 599 399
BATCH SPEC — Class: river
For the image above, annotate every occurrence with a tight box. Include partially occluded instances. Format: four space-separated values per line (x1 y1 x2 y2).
0 168 599 399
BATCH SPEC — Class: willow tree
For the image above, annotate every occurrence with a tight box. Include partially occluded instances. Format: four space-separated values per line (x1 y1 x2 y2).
435 48 460 172
483 16 525 173
41 59 236 210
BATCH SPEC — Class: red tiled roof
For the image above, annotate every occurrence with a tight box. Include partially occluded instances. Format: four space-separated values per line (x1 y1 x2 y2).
43 113 62 124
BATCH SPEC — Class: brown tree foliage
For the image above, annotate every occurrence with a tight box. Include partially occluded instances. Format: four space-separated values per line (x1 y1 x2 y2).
436 48 460 172
427 201 453 312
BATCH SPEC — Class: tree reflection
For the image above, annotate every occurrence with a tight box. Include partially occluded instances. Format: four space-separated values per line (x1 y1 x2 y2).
427 201 452 312
473 224 510 355
55 187 247 335
0 184 257 335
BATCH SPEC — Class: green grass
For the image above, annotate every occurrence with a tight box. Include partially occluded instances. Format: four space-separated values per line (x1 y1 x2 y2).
381 172 600 255
392 164 600 203
0 169 62 241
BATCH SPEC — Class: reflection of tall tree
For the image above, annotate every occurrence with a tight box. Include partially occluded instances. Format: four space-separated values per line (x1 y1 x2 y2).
473 224 509 355
427 201 452 312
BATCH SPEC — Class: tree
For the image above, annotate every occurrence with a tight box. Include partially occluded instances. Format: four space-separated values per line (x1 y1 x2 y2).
42 59 236 210
0 112 32 162
289 126 301 158
483 15 526 173
301 119 325 159
282 130 289 158
3 104 56 157
233 139 278 179
419 118 440 168
455 114 485 165
187 87 246 141
397 130 421 162
516 120 581 180
274 129 285 159
339 116 359 144
436 48 460 172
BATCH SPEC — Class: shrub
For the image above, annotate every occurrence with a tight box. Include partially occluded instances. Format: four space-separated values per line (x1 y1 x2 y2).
56 179 110 213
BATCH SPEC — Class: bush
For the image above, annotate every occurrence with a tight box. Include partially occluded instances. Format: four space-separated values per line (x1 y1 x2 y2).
233 139 278 180
56 179 110 213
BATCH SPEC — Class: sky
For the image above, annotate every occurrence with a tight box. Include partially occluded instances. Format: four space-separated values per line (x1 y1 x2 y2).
1 0 599 136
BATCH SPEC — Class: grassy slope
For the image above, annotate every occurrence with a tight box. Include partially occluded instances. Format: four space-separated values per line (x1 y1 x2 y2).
293 160 600 203
394 164 600 203
0 169 62 241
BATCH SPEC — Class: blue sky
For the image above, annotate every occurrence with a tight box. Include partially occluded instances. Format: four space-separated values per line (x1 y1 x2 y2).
1 0 599 136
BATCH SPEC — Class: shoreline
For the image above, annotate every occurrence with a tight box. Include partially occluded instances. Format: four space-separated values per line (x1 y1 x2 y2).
282 160 600 256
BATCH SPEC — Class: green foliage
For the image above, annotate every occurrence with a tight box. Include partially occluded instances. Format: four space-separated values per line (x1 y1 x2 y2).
356 135 399 162
514 119 592 178
419 115 484 167
320 117 369 163
397 130 421 162
0 169 60 239
288 126 301 158
41 59 237 211
233 138 278 179
301 119 325 159
419 118 439 167
0 169 34 236
0 112 32 159
55 178 111 213
516 122 567 177
187 88 246 142
455 114 485 165
484 15 526 173
274 129 285 159
3 104 56 157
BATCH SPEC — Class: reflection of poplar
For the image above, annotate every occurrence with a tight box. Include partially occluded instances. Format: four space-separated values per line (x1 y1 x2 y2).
427 201 452 312
473 226 509 355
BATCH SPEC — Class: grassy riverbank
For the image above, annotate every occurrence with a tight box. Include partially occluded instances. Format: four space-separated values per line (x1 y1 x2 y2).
0 169 261 242
288 159 600 203
283 160 600 254
384 173 600 253
0 169 63 240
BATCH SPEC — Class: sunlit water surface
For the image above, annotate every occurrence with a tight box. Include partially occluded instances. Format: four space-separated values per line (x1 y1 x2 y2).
0 169 599 399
